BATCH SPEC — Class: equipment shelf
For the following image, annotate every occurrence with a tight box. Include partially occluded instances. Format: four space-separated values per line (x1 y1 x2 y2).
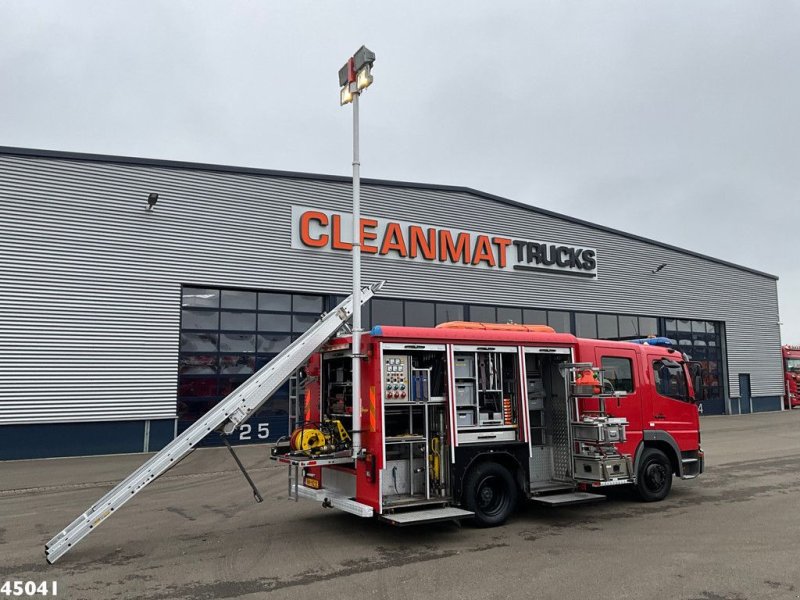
273 454 354 467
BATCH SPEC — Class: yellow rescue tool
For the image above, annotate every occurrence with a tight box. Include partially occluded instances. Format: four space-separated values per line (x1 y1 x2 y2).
289 419 351 455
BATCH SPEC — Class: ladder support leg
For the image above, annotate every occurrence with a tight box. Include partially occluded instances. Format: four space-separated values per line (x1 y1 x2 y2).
221 435 263 503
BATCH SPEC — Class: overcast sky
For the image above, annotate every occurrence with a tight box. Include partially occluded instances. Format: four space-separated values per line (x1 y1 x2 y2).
2 1 798 340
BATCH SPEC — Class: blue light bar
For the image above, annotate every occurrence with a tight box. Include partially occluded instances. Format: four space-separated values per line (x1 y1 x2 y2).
629 337 675 347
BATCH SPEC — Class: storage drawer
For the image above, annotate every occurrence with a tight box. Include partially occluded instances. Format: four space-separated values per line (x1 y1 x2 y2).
458 430 517 444
457 410 474 427
455 383 476 406
454 355 475 378
571 422 625 443
573 456 631 481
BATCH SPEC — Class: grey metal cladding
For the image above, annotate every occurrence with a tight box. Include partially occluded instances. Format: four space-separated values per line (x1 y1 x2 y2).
0 152 783 424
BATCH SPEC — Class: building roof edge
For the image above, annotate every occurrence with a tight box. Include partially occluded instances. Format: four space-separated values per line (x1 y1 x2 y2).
0 145 778 281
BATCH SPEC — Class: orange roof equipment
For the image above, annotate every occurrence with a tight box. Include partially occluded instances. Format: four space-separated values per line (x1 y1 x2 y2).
436 321 556 334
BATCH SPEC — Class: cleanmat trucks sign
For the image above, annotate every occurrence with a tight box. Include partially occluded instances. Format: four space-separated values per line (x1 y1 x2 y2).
291 205 598 279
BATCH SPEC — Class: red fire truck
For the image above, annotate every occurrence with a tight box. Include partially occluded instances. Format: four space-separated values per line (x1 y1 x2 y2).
783 345 800 409
275 322 704 526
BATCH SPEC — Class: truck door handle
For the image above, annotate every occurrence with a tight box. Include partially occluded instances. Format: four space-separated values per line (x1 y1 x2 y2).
654 413 666 420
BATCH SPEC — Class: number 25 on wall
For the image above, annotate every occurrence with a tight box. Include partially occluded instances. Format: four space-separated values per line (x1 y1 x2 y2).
239 423 270 441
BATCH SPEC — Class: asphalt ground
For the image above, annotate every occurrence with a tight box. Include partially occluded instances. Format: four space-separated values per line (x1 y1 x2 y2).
1 410 799 600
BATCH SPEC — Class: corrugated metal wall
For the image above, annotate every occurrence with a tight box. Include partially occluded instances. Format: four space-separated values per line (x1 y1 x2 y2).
0 151 783 424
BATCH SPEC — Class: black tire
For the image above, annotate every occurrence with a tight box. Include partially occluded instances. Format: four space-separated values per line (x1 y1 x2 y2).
635 448 673 502
463 462 518 527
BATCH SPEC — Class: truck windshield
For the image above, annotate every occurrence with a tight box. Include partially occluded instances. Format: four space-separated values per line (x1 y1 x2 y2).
786 359 800 372
653 360 689 401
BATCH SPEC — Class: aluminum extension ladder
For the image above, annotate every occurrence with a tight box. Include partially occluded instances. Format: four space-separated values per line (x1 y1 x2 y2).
45 280 385 564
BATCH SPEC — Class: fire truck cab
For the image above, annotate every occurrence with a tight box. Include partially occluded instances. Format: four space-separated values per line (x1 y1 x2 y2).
281 323 704 527
783 345 800 409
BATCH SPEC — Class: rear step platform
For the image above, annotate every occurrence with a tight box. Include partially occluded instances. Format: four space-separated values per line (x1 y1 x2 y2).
530 482 575 494
531 492 606 506
380 507 474 526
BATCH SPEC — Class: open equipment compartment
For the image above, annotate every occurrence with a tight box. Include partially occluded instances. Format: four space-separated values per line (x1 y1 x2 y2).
380 343 450 507
321 349 354 424
523 347 574 489
453 345 521 444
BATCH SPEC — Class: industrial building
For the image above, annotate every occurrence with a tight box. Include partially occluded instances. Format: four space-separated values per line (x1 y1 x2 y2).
0 147 784 459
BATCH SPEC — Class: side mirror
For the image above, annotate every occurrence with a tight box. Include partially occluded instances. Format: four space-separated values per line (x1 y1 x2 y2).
689 362 705 402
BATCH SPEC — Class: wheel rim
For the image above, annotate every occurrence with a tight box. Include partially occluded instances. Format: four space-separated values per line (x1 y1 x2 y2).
476 475 507 517
644 462 668 492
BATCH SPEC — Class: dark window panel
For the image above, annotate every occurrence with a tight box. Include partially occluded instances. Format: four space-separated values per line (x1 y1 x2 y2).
221 290 257 310
691 320 706 333
597 314 619 339
677 319 692 332
497 307 522 325
221 311 256 331
360 304 371 330
220 355 255 375
219 375 251 396
293 314 317 333
178 377 219 398
258 312 291 332
179 355 218 375
258 334 291 353
180 332 218 352
436 303 464 324
182 287 220 308
575 313 597 338
372 299 404 326
405 301 435 327
665 319 677 333
258 292 291 312
329 295 346 310
470 305 496 323
252 393 289 415
219 333 256 353
293 294 324 313
181 309 219 330
524 309 547 325
548 311 571 333
177 398 221 421
639 317 658 337
618 315 639 338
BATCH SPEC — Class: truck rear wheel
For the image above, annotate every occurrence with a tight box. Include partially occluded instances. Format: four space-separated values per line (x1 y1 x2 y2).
463 462 517 527
635 448 673 502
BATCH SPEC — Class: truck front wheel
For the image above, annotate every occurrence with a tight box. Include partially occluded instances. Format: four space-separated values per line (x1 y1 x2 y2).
635 448 673 502
463 462 518 527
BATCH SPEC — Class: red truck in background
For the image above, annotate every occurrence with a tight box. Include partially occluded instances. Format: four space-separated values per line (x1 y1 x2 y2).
783 345 800 409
